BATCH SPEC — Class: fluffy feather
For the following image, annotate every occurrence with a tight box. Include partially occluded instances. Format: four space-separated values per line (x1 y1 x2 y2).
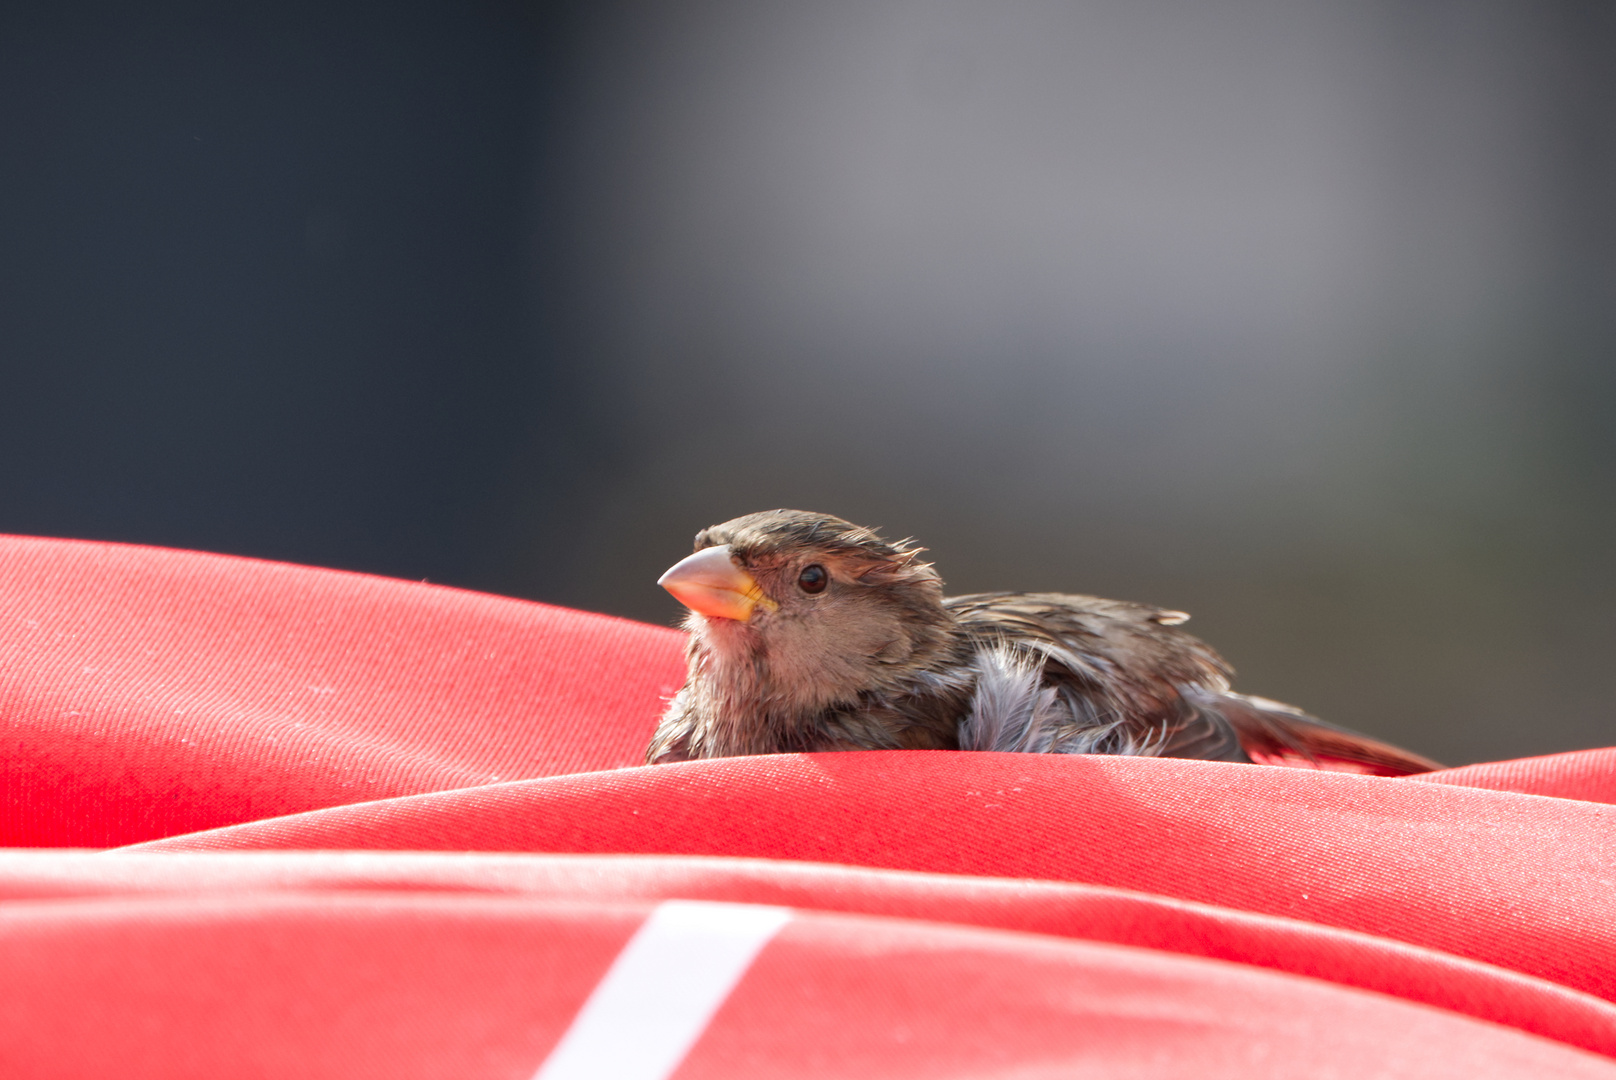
648 509 1440 775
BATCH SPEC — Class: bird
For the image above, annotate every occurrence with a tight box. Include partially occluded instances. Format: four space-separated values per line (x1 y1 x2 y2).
646 509 1440 775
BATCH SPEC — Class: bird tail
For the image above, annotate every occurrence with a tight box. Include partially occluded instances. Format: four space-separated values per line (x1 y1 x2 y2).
1197 691 1442 776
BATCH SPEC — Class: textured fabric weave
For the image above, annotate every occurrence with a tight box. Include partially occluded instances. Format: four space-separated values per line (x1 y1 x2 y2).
1 534 1613 1077
1417 746 1616 804
0 534 681 845
3 892 1611 1079
3 849 1614 1060
131 751 1616 1003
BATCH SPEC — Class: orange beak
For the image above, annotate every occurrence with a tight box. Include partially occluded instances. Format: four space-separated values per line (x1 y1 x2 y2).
658 545 779 622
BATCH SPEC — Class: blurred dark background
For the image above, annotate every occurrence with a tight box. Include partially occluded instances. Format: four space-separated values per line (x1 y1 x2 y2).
2 0 1613 765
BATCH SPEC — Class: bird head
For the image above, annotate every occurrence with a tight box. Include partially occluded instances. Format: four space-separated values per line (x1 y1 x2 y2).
658 510 955 712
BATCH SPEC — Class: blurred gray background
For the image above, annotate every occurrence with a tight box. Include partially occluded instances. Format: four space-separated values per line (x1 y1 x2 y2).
3 0 1612 765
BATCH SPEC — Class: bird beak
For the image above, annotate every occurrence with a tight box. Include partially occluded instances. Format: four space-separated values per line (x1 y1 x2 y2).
658 544 779 622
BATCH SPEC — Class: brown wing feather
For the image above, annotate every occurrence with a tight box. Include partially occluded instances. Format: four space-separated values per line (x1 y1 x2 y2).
1202 692 1442 776
944 592 1438 774
945 592 1250 761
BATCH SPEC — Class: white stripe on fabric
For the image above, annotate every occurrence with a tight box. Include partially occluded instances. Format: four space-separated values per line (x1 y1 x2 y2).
532 900 792 1080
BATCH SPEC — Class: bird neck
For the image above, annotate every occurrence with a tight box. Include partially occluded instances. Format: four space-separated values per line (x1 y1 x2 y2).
682 620 972 755
682 638 821 755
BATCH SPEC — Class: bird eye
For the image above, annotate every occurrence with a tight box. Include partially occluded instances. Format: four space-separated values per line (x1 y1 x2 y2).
797 564 828 594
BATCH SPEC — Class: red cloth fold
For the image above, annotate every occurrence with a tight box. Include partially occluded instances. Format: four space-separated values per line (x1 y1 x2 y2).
128 752 1616 1005
5 890 1612 1079
1418 746 1616 805
0 534 680 845
2 534 1614 1077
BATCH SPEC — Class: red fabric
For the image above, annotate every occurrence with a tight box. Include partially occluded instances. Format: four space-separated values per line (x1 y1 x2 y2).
0 534 680 845
130 752 1616 1003
1418 747 1616 805
2 892 1609 1079
3 533 1616 1076
5 850 1615 1060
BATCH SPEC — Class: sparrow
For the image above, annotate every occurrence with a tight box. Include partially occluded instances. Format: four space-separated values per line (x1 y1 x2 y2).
647 509 1440 775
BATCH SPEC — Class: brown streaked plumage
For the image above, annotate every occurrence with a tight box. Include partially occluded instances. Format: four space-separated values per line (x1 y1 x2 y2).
648 509 1440 775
